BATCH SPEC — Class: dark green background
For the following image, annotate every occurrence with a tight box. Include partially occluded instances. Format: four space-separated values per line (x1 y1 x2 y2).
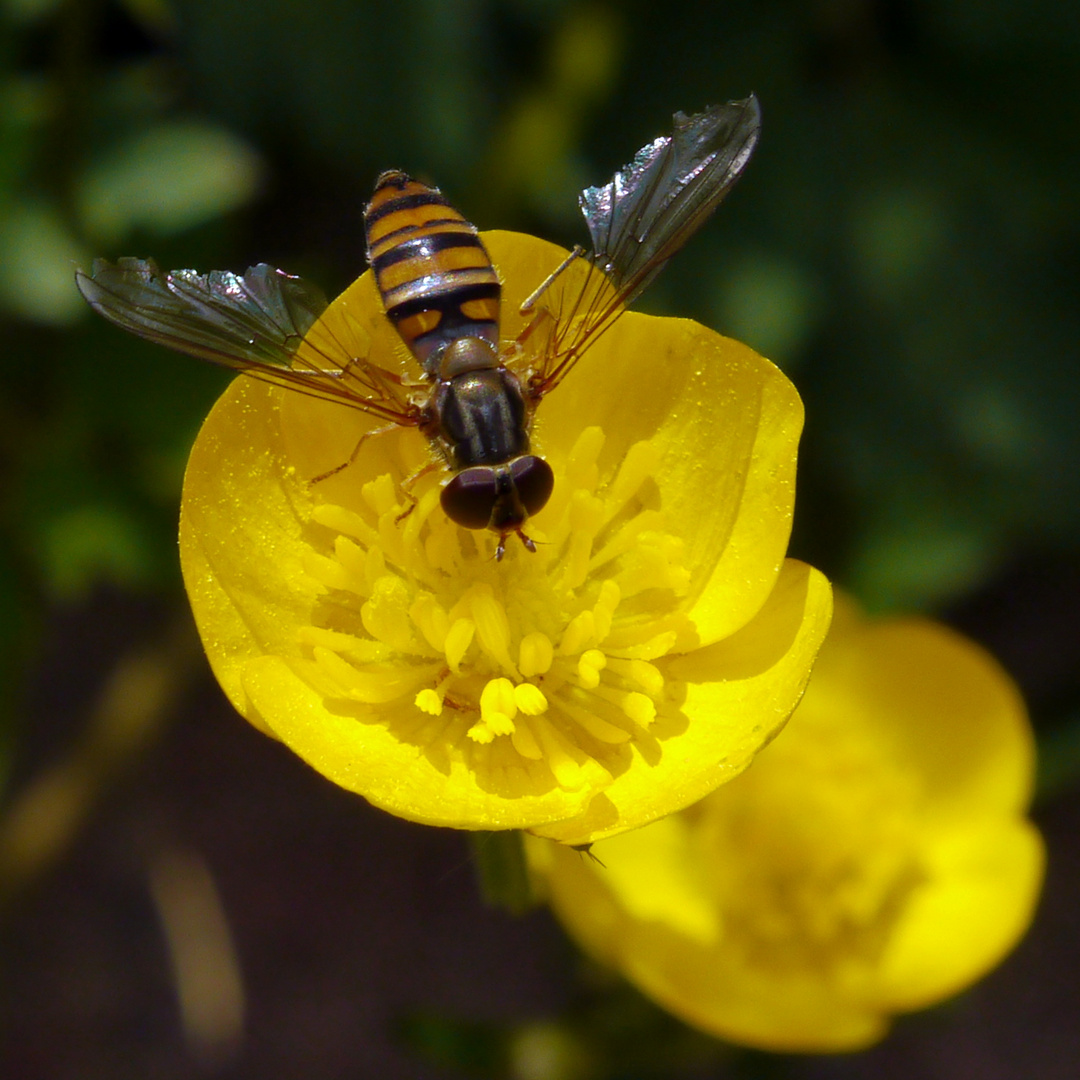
1 1 1077 1077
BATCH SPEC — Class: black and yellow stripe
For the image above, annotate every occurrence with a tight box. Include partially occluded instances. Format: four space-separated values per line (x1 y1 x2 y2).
365 170 500 370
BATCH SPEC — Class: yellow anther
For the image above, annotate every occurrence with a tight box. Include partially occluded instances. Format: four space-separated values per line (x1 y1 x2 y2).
519 632 554 677
308 646 357 697
377 503 404 558
608 439 660 508
410 591 449 652
480 677 518 722
467 720 496 743
360 574 417 652
312 646 427 703
290 415 694 797
532 719 589 790
471 586 517 675
444 617 475 671
608 657 665 695
606 629 678 660
577 665 601 691
415 688 443 716
362 472 398 515
564 700 632 744
333 535 368 585
559 610 596 655
402 485 441 548
424 520 461 572
300 626 390 664
569 489 605 531
588 509 665 573
565 425 605 491
618 532 689 594
485 711 517 736
592 579 621 642
511 720 544 759
622 692 657 726
582 648 606 672
562 490 606 588
302 550 351 591
349 639 395 663
363 542 387 591
312 502 378 545
514 682 549 715
577 648 607 689
298 625 364 652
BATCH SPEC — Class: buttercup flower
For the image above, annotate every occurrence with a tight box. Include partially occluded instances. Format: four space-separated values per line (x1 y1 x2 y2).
179 231 832 843
527 595 1044 1049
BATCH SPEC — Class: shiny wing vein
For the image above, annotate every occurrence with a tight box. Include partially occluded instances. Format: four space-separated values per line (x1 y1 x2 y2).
75 258 419 424
528 97 761 395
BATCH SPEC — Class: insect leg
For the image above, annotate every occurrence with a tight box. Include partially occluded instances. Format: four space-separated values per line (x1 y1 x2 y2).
339 355 426 392
494 527 539 562
518 245 584 314
309 422 403 485
513 304 556 354
393 460 443 523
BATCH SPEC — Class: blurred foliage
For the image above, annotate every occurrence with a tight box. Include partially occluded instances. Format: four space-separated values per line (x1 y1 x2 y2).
401 971 772 1080
0 0 1078 1074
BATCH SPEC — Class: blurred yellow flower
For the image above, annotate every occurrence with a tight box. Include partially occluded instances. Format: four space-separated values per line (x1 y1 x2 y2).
527 595 1044 1049
179 232 832 843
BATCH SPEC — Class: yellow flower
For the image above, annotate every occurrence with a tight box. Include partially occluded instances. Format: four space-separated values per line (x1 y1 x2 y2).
178 231 832 843
527 595 1044 1049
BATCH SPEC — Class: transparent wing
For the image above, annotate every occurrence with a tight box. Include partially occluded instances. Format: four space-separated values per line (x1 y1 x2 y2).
583 95 761 303
524 96 761 396
76 258 421 425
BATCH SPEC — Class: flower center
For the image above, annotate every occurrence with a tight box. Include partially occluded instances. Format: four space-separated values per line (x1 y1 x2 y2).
293 426 693 793
700 723 925 979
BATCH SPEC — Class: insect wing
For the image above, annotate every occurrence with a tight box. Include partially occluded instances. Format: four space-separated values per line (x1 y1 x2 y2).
77 258 326 366
526 96 761 395
583 96 761 303
76 258 419 424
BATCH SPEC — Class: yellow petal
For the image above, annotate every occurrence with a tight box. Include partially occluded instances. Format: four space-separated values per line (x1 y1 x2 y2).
801 595 1036 822
179 231 827 835
179 376 323 735
530 561 833 845
240 655 598 830
876 818 1045 1009
529 835 887 1052
529 592 1044 1051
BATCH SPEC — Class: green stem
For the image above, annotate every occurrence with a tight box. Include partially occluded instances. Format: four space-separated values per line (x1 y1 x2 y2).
468 829 536 915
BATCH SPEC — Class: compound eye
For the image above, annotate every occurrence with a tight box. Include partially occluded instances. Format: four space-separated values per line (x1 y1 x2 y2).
441 467 498 530
510 456 555 517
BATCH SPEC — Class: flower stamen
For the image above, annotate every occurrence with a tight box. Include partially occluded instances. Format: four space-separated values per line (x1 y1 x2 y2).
292 425 692 793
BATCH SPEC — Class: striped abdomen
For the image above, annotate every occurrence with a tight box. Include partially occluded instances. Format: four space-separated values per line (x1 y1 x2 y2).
365 170 501 373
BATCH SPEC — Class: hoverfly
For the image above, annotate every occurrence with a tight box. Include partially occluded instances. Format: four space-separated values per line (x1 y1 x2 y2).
76 98 761 559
